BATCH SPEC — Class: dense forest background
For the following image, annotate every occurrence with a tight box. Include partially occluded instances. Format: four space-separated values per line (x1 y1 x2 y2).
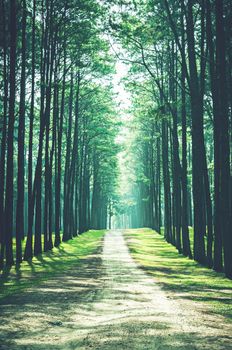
0 0 231 279
0 0 120 266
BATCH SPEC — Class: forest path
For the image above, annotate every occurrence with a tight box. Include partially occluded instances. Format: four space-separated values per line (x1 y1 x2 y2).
0 230 231 350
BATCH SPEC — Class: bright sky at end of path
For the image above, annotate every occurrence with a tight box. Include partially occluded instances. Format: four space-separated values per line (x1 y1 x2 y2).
110 46 136 198
111 45 133 146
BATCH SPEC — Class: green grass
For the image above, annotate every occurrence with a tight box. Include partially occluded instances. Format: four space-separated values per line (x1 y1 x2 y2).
160 226 198 252
124 228 232 322
0 230 106 301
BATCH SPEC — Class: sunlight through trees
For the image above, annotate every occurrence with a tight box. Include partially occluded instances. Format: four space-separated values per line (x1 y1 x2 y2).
0 0 231 279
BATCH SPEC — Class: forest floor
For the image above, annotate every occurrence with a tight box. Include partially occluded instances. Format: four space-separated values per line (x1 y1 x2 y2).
0 229 232 350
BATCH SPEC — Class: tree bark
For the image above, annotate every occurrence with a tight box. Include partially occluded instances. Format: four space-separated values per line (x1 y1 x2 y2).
24 0 36 260
0 0 8 267
5 0 17 266
215 0 232 278
16 0 27 264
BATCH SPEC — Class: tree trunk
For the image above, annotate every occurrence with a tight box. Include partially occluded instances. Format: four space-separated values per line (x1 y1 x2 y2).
180 4 192 258
5 0 17 266
0 0 8 268
24 0 36 261
186 0 206 264
215 0 232 278
16 0 27 264
161 119 172 243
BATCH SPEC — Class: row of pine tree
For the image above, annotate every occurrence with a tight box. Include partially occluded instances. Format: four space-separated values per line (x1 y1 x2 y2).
0 0 119 267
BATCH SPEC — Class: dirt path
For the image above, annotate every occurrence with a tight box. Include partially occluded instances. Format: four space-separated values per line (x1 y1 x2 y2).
0 230 231 350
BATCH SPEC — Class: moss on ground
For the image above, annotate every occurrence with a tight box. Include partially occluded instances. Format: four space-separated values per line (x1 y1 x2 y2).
0 230 106 301
124 228 232 322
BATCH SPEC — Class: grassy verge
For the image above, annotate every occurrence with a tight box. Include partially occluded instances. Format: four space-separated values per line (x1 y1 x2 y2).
0 230 106 301
124 228 232 322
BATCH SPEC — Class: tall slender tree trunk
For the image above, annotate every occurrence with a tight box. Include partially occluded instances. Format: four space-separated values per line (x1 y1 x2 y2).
215 0 232 278
170 43 182 252
186 0 206 264
63 71 73 237
24 0 36 261
5 0 17 266
55 47 66 246
181 5 192 258
0 0 8 268
162 119 172 243
63 73 80 241
16 0 27 264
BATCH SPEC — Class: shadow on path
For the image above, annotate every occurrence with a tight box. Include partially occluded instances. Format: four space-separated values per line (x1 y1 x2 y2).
0 230 231 350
